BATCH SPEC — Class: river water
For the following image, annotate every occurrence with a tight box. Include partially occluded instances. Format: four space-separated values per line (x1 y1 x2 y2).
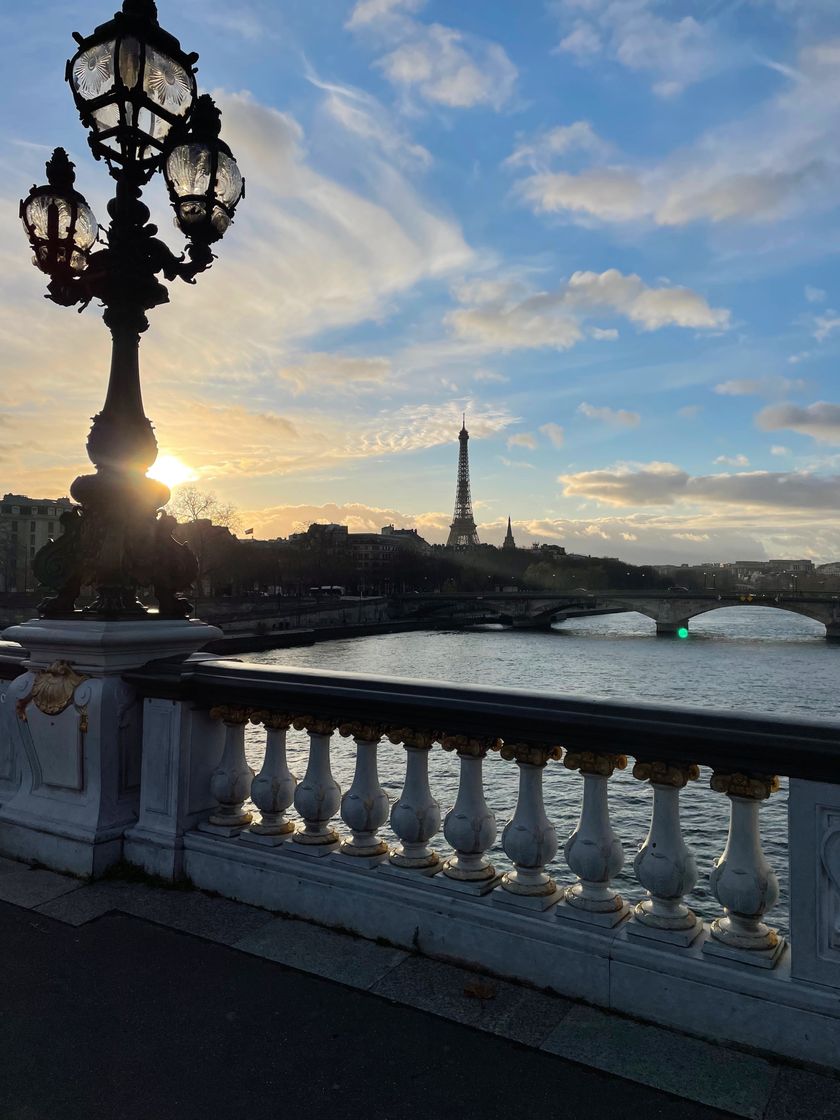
240 607 840 936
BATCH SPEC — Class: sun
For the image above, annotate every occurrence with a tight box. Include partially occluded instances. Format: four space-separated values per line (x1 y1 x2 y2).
147 454 198 490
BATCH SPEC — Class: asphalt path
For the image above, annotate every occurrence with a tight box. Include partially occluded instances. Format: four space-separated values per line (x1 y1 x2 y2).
0 900 733 1120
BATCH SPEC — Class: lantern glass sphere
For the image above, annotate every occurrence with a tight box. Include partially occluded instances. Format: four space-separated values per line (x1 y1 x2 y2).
69 27 195 174
165 134 244 242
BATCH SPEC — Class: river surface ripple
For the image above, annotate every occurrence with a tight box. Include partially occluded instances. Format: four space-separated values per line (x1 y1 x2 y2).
241 606 840 937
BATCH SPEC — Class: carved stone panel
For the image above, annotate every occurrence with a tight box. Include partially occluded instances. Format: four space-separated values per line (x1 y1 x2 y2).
789 779 840 989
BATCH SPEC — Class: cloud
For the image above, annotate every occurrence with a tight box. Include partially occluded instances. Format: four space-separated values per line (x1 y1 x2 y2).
507 432 538 450
348 1 517 110
714 454 750 467
347 0 425 28
771 445 791 456
446 269 728 352
714 376 806 397
806 285 827 303
589 327 619 341
756 401 840 443
551 0 726 97
473 370 509 384
506 121 609 169
510 40 840 230
312 76 432 167
814 311 840 342
558 461 840 511
577 402 641 427
540 422 565 448
499 457 536 469
278 353 393 395
678 405 702 418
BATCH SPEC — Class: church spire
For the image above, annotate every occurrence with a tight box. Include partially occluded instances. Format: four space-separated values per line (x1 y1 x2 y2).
502 515 516 550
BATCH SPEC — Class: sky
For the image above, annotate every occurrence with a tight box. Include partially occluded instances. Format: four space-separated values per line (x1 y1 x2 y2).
2 0 840 563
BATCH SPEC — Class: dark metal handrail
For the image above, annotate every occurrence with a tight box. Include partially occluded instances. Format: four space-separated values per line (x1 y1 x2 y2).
125 657 840 782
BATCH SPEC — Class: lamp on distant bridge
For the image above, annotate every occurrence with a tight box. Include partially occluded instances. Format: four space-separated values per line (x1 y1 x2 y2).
19 0 244 619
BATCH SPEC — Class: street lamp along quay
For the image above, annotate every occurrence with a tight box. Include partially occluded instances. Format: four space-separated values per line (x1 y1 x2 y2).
19 0 244 620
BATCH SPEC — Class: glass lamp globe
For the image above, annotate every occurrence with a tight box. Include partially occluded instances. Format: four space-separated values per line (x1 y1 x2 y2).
20 149 98 275
67 0 198 178
164 95 244 245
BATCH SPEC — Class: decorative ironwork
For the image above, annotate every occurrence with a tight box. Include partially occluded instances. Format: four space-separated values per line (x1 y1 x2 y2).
446 415 480 548
19 1 244 619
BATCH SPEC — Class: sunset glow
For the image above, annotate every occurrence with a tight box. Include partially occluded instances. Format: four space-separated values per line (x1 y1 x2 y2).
147 455 198 490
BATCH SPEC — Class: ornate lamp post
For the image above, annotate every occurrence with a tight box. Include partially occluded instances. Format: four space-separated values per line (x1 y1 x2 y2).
19 0 244 619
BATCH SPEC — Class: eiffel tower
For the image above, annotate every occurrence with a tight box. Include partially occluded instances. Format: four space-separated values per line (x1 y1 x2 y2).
447 415 480 548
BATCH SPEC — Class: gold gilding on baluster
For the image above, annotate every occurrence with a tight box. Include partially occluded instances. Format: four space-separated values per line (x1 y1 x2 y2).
710 772 780 800
249 710 293 731
386 728 440 750
440 733 502 758
209 705 252 725
564 751 627 777
338 721 386 742
292 714 338 736
500 742 563 767
633 760 700 789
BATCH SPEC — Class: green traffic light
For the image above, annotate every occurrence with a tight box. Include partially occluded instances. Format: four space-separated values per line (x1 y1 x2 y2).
677 626 689 639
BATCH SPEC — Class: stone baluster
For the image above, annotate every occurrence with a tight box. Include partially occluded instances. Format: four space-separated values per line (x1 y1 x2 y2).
337 722 390 864
439 734 501 894
244 711 297 845
496 741 563 910
628 760 702 945
704 771 785 966
289 716 342 854
557 751 630 926
385 728 442 875
202 706 255 836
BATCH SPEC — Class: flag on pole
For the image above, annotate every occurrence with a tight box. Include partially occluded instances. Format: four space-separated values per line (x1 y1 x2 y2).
245 528 254 536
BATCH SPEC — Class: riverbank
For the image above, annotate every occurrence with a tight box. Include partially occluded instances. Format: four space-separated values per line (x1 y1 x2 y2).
203 619 445 656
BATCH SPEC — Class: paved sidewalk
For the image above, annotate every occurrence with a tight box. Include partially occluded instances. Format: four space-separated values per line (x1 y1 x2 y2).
1 858 838 1120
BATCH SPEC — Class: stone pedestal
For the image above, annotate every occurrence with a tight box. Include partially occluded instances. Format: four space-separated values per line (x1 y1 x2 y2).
0 617 220 878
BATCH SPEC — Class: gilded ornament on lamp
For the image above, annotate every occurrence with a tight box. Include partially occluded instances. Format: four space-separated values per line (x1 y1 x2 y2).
386 728 439 750
250 710 293 731
338 721 386 743
292 715 338 736
564 751 627 778
500 742 563 767
633 760 700 789
710 771 780 800
209 705 252 725
17 661 89 721
440 733 502 758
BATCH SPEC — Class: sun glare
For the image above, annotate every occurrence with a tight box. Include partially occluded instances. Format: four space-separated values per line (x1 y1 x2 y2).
147 455 198 490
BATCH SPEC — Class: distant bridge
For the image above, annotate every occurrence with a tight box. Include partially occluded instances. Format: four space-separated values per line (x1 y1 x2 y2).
397 590 840 640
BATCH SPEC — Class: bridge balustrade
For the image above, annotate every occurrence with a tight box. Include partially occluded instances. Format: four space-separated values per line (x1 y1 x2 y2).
117 656 840 1071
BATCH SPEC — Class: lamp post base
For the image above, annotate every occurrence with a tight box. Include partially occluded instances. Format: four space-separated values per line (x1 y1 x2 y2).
0 617 221 876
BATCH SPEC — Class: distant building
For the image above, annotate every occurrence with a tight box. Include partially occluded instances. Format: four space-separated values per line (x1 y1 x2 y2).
0 494 74 592
502 516 516 551
817 562 840 576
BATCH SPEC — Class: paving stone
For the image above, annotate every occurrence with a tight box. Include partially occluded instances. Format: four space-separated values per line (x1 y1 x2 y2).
541 1005 778 1119
35 882 147 927
371 954 572 1046
0 869 84 908
234 915 408 988
112 886 274 946
0 856 25 876
765 1067 840 1119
